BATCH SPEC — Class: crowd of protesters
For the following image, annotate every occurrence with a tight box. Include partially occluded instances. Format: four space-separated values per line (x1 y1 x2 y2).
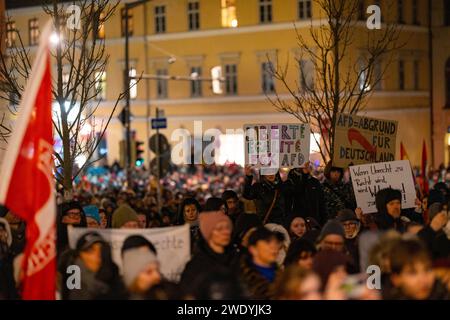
1 160 450 300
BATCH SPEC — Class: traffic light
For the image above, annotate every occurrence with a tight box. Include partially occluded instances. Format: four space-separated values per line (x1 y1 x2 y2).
134 140 145 167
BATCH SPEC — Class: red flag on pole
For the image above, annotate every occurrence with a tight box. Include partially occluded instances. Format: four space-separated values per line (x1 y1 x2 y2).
421 139 429 195
0 22 55 300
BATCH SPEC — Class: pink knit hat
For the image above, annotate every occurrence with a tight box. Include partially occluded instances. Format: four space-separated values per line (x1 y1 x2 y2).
199 211 232 242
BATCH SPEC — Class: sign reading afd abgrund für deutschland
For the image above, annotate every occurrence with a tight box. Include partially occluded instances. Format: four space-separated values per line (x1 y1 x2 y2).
333 113 398 168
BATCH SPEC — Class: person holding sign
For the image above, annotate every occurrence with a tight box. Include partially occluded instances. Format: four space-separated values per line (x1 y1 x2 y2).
322 162 356 220
243 166 293 226
287 162 327 226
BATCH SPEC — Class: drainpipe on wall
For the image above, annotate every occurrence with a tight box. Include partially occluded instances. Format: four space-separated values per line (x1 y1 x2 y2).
428 0 435 167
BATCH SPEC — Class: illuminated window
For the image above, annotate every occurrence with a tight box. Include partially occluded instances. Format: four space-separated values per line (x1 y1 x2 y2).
6 21 16 48
221 0 238 28
94 12 105 39
95 71 107 100
29 18 39 46
129 68 137 99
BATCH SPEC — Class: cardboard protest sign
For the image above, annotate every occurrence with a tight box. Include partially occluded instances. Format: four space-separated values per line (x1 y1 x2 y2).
333 113 398 168
68 224 190 282
349 160 416 214
244 123 310 171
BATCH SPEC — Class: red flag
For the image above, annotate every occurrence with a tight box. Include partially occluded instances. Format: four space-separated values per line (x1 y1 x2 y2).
400 142 409 160
421 139 429 195
0 22 55 300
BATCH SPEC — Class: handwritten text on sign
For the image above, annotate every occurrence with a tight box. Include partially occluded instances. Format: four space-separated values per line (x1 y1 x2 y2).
244 123 310 169
349 160 416 213
333 113 398 168
68 224 190 282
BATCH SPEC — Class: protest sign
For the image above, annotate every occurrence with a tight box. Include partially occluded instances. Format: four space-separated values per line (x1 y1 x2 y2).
68 224 190 282
349 160 416 214
333 113 398 168
244 123 310 170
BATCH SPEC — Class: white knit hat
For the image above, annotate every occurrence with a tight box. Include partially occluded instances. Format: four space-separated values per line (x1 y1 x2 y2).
122 247 159 288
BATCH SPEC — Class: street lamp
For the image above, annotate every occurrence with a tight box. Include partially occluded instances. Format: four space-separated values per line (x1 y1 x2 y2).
123 0 150 186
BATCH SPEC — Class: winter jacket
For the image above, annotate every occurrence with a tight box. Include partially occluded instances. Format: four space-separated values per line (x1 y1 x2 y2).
417 226 450 260
287 169 327 226
239 254 280 300
242 175 293 225
179 237 240 297
384 278 450 300
322 179 356 220
0 254 18 300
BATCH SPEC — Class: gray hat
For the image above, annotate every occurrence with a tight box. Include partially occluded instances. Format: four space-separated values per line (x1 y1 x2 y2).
337 209 359 223
122 247 158 288
317 219 345 243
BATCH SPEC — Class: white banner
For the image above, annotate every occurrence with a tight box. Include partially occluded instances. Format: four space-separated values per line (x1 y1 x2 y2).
349 160 416 213
68 224 190 282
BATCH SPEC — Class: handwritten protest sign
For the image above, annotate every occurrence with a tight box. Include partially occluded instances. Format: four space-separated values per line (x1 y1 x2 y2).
333 113 398 168
68 224 190 282
244 123 310 170
349 160 416 214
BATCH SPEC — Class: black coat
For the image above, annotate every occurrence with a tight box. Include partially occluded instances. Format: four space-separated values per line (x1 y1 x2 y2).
287 169 327 226
373 212 408 233
242 175 293 225
0 254 18 300
179 237 240 297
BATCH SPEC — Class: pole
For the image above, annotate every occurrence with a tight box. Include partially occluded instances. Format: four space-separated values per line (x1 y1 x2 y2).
428 0 435 168
156 107 162 215
144 2 151 171
124 5 132 187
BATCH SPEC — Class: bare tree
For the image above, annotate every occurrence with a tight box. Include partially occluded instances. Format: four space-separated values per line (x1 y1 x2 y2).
269 0 405 163
0 0 137 198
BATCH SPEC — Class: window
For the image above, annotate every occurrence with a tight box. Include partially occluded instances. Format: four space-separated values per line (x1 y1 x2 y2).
358 0 365 21
129 68 137 99
298 0 312 19
413 60 419 91
221 0 238 27
358 58 371 92
399 60 405 90
6 21 16 48
155 6 166 34
259 0 272 24
445 0 450 26
62 70 70 90
95 71 106 100
412 0 419 25
188 1 200 31
224 64 238 95
190 66 202 97
94 12 105 39
299 59 314 91
29 18 39 46
445 58 450 108
121 8 133 37
374 59 383 91
156 69 168 99
261 62 275 93
398 0 404 24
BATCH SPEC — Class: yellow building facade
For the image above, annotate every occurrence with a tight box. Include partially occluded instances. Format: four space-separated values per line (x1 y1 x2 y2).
5 0 448 168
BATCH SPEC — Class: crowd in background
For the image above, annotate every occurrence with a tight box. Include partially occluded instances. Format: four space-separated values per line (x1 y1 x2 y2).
0 161 450 300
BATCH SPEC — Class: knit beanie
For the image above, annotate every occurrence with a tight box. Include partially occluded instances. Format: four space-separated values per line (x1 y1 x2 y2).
199 211 232 242
83 205 101 224
122 247 158 288
317 219 345 243
428 202 444 222
112 204 139 228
